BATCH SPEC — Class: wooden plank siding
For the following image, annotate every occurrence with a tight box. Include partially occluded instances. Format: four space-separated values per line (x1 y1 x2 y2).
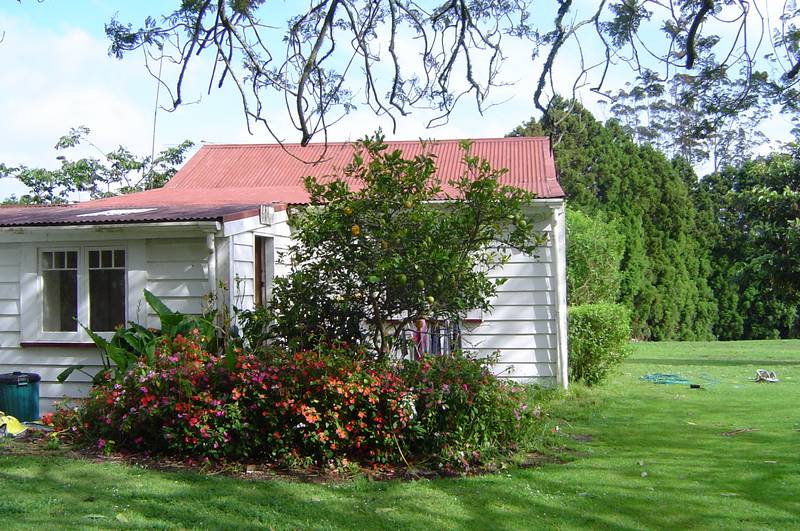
461 214 560 384
231 232 256 310
145 238 212 325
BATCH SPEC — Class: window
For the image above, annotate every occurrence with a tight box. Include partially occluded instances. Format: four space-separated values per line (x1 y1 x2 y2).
88 249 126 331
41 251 78 332
38 247 127 337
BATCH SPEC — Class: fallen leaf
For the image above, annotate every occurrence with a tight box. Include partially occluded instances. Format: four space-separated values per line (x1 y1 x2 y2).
116 513 129 523
640 471 648 478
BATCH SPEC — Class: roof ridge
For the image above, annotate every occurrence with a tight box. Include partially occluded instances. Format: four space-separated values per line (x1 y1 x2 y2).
198 136 550 149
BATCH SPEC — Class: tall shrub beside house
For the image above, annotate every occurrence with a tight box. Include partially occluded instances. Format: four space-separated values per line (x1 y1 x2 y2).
565 209 624 306
563 208 631 385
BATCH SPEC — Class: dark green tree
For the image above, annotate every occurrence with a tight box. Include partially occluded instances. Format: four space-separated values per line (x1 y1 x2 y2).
0 127 193 204
693 148 800 339
512 99 716 340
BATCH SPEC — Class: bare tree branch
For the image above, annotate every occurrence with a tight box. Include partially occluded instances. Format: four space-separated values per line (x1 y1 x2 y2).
102 1 800 151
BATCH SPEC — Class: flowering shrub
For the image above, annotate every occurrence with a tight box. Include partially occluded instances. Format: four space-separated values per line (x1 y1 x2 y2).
50 325 536 470
234 343 414 464
400 352 533 468
52 330 246 460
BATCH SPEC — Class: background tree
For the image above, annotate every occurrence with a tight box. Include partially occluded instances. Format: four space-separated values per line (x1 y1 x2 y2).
104 1 800 147
269 134 546 358
693 148 800 339
511 99 716 340
0 127 193 204
609 72 770 172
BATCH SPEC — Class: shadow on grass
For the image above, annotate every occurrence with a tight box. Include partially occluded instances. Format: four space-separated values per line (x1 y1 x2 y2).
628 358 800 367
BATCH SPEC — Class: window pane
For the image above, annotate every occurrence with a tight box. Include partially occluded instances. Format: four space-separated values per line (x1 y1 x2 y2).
114 250 125 268
41 252 53 269
89 269 125 331
89 250 100 269
67 251 78 269
54 251 65 269
101 250 113 268
43 270 78 331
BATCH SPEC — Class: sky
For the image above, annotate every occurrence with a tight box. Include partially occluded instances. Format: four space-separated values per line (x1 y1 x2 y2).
0 1 794 200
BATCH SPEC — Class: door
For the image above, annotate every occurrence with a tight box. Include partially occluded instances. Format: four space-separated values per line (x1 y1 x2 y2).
253 236 274 307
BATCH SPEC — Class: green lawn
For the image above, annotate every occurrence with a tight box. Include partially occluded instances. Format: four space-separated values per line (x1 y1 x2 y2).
1 340 799 530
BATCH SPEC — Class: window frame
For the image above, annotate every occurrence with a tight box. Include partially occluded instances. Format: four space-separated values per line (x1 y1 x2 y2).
85 246 128 333
21 244 129 343
39 248 80 334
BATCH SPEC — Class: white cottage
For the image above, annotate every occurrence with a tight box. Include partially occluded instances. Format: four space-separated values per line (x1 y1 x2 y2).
0 137 567 412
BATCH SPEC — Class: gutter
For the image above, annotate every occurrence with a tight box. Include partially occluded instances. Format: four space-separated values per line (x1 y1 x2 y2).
0 220 222 234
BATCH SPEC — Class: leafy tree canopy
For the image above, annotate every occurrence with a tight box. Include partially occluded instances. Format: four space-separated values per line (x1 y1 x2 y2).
512 98 716 340
694 146 800 339
104 1 800 147
268 133 546 358
0 126 193 205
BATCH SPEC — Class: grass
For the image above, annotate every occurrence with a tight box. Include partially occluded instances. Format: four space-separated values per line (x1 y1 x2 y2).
1 339 799 529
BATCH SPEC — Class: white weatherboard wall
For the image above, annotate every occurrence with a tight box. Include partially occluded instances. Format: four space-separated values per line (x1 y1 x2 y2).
0 202 567 413
0 224 220 413
222 204 568 387
145 238 212 324
224 210 292 311
462 203 566 387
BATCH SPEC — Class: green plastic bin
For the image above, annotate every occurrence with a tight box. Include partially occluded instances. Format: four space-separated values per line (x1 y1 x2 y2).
0 372 41 422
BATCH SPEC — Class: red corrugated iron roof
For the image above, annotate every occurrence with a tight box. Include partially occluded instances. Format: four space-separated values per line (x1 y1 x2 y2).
168 137 563 198
0 137 562 227
0 188 296 227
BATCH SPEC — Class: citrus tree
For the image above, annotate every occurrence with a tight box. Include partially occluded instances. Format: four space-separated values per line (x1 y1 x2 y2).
270 134 546 358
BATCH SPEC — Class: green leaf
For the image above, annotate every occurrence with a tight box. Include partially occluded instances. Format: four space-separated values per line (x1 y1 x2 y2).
83 326 132 375
56 365 84 383
144 289 175 320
